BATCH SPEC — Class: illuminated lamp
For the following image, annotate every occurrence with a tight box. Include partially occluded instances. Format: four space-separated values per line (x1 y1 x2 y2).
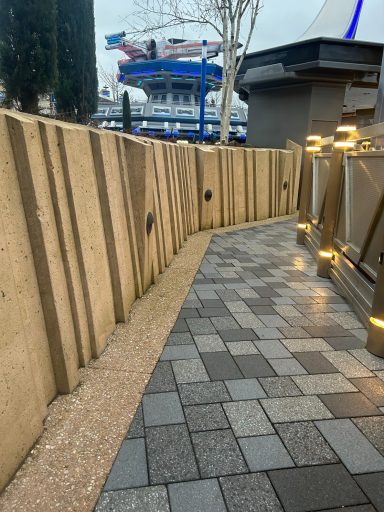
370 317 384 329
333 141 355 149
319 250 333 258
336 125 356 132
165 129 171 138
297 223 307 229
173 130 179 138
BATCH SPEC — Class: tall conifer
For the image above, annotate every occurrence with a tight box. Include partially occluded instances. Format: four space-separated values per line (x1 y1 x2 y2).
0 0 57 113
56 0 98 121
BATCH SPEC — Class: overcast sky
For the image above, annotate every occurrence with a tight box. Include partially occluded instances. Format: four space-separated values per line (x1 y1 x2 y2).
94 0 384 85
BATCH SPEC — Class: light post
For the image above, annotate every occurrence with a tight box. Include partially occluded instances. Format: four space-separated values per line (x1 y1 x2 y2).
199 40 207 143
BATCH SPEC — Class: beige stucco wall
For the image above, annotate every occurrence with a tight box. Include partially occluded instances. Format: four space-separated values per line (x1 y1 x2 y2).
0 108 302 493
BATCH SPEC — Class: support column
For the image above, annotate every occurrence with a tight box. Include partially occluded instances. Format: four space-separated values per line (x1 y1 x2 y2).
367 247 384 357
297 151 313 245
317 150 344 277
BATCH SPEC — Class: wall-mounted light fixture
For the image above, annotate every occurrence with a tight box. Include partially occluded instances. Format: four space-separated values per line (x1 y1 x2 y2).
333 125 356 151
297 223 307 229
306 135 321 153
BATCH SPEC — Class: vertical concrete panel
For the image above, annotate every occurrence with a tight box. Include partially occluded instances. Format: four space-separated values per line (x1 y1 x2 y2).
123 136 155 293
209 149 222 229
244 149 255 222
186 146 200 233
181 146 193 235
255 149 270 221
227 149 235 225
175 145 189 238
0 215 46 492
162 144 181 253
58 125 115 358
278 150 293 216
116 136 143 298
287 140 303 213
6 113 79 393
269 149 278 218
218 148 230 227
0 114 55 406
151 140 174 266
90 131 136 322
196 147 215 230
233 148 246 225
171 145 186 243
38 120 92 367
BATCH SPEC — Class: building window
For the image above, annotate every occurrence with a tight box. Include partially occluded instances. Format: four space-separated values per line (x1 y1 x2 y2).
153 106 171 115
173 94 180 104
161 95 167 104
183 95 190 104
176 107 194 117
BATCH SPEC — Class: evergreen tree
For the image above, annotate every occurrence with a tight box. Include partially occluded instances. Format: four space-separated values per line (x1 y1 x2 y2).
0 0 57 113
56 0 98 122
123 90 132 132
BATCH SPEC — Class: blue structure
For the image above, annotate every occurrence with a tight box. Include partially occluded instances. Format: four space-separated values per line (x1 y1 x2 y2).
92 36 247 139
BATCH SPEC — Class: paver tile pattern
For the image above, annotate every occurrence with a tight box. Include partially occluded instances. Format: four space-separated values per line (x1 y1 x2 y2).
96 221 383 511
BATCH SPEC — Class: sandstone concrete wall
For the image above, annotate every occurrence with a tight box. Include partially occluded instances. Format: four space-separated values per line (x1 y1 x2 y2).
0 109 301 492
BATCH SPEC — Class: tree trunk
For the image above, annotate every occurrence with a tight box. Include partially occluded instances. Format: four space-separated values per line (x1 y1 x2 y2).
19 92 40 114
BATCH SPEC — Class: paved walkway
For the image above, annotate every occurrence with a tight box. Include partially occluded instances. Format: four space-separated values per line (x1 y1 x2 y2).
95 219 384 512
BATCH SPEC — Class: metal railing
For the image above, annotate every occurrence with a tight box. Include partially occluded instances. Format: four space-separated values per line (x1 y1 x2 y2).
297 121 384 357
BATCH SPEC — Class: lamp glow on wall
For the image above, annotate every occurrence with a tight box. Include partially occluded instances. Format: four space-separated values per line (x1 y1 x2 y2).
306 134 322 153
333 125 357 150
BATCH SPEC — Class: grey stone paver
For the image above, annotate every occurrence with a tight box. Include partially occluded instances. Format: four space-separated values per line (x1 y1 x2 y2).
98 220 383 511
194 334 227 352
160 345 200 361
315 419 384 474
225 378 267 400
319 392 382 418
145 362 177 393
292 373 358 395
104 439 148 491
96 486 170 512
259 376 302 397
261 396 333 422
254 339 293 359
226 340 259 355
323 351 374 378
126 406 144 439
223 400 274 437
191 429 248 477
275 421 339 466
168 479 227 512
184 403 229 432
354 473 384 512
239 435 294 471
143 392 185 427
269 358 308 376
146 424 199 484
234 354 276 378
220 473 283 512
269 465 368 512
201 351 243 380
281 338 334 352
353 416 384 455
171 359 210 384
